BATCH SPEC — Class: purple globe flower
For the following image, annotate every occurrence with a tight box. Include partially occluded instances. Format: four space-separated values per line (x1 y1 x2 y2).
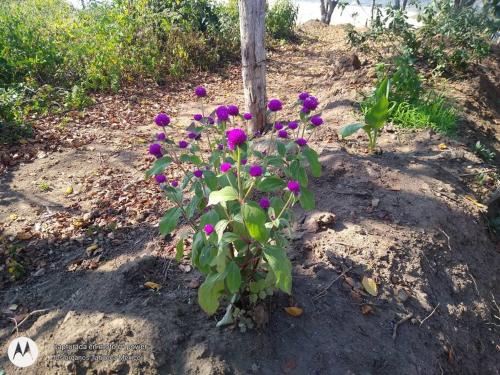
188 132 201 140
217 143 224 151
278 130 288 138
178 140 188 149
194 170 203 178
171 180 179 187
220 162 232 173
193 114 203 121
303 96 319 111
287 180 301 195
249 165 264 177
299 92 310 101
227 105 239 116
207 116 215 125
241 159 247 165
195 86 207 98
155 113 170 127
204 224 214 236
149 143 162 156
296 138 308 147
288 121 298 130
243 113 252 120
216 106 229 122
259 198 270 209
157 132 166 141
301 106 311 114
274 122 284 131
310 115 324 127
155 174 167 184
268 99 283 112
226 128 247 150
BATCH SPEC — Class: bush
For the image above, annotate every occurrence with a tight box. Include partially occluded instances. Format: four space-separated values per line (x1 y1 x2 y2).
147 88 324 327
266 0 298 40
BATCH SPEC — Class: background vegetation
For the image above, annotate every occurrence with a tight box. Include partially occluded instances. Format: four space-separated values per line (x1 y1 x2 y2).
0 0 298 144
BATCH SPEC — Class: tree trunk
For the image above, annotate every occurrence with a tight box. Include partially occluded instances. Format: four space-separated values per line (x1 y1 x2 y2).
239 0 267 134
392 0 401 9
402 0 408 10
320 0 338 25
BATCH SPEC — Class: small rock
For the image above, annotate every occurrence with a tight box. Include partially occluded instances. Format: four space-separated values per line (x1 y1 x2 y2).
396 288 409 303
304 211 336 233
371 198 380 208
8 304 18 311
188 278 201 289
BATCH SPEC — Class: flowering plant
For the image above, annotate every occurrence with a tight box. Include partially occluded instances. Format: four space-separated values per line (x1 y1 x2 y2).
147 88 324 326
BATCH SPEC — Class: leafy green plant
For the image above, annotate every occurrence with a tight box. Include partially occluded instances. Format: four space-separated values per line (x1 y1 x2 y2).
148 88 324 327
38 181 51 192
340 77 390 152
473 141 496 162
266 0 298 40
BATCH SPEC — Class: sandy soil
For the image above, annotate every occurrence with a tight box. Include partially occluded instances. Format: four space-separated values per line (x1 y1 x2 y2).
1 23 499 375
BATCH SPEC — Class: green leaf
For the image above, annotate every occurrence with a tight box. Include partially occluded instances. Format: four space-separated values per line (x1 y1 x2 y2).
203 170 218 191
339 123 364 138
226 261 241 294
198 272 226 315
215 219 229 242
208 186 238 206
266 156 285 167
263 245 292 294
159 207 181 236
365 78 390 129
277 141 286 157
302 147 321 178
299 186 315 211
220 231 240 244
175 239 184 261
180 154 202 165
242 202 269 243
191 232 204 267
256 176 286 192
185 195 201 219
146 156 173 178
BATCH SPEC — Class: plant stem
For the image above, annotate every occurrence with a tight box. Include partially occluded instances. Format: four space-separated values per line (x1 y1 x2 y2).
276 193 294 221
243 180 255 200
236 146 242 200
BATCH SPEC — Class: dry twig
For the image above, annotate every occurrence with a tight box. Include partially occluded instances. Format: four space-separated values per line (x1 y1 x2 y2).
420 303 440 327
10 308 54 335
393 313 413 340
313 267 352 301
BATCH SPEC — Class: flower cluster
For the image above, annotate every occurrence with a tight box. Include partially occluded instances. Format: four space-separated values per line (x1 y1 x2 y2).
147 85 324 327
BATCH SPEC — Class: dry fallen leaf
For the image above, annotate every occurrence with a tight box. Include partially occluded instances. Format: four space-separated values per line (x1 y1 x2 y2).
284 306 303 317
438 143 448 150
86 244 99 256
16 231 32 241
362 276 378 296
144 281 161 291
65 185 74 195
464 195 487 209
361 304 374 315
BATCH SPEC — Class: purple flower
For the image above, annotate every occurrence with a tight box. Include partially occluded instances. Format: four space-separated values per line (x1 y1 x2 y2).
207 116 215 125
157 132 166 141
287 180 301 195
274 122 284 131
171 180 179 187
227 105 239 116
303 96 319 111
188 131 201 140
310 115 323 127
178 140 188 149
241 159 247 165
226 128 247 150
288 121 298 130
243 113 252 120
194 170 203 178
249 165 264 177
278 130 288 139
155 113 170 127
301 106 311 114
217 143 224 151
268 99 283 112
296 138 307 147
299 92 310 101
193 114 203 121
204 224 214 236
259 198 270 209
149 143 162 156
220 162 232 173
195 86 207 98
216 106 230 122
155 174 167 184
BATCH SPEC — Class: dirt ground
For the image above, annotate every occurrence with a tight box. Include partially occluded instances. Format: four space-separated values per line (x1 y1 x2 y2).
1 23 499 375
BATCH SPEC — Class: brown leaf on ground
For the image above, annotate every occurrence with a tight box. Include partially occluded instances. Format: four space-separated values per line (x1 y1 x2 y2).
284 306 303 317
361 304 374 315
362 276 378 296
281 359 297 374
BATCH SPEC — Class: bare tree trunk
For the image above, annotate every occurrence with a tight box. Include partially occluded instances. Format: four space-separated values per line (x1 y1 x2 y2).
320 0 338 25
80 0 86 9
392 0 401 9
402 0 408 10
239 0 267 134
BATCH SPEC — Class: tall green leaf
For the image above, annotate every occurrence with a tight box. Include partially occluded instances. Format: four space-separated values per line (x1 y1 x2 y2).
208 186 238 206
340 123 364 138
198 272 226 315
242 202 269 243
299 186 315 211
256 176 286 192
159 207 181 236
263 245 292 294
146 156 173 178
226 261 241 294
302 147 321 177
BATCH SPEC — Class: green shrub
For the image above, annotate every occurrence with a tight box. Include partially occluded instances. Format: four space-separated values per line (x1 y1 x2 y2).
266 0 298 40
